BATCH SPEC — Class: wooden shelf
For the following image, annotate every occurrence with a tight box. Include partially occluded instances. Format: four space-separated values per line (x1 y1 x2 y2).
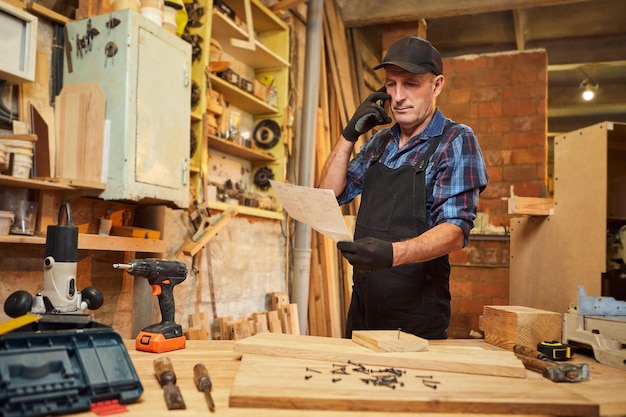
207 134 276 161
0 233 167 253
209 74 278 115
208 199 283 220
0 174 107 191
212 11 289 69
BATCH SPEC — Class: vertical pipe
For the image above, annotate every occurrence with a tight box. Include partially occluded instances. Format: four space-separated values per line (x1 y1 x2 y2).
292 0 323 335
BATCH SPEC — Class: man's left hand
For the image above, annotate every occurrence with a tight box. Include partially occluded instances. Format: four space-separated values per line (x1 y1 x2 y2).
337 237 393 272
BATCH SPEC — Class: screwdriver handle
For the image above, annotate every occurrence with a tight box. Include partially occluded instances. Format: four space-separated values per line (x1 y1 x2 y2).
193 363 212 390
154 356 177 386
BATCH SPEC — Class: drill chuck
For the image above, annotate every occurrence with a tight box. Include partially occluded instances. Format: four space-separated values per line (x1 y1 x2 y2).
113 259 187 278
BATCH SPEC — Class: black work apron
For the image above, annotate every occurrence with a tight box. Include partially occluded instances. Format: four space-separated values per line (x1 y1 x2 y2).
346 124 453 339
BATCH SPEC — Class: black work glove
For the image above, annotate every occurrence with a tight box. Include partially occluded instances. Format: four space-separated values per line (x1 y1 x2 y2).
342 88 392 142
337 237 393 273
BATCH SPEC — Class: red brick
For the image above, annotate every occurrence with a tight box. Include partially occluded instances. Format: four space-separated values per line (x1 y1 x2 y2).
451 281 473 298
477 102 502 118
473 282 508 298
503 164 540 182
449 248 468 264
511 148 546 165
503 100 536 116
472 86 502 103
512 68 538 84
485 166 502 182
511 115 545 133
447 88 471 104
482 149 503 166
478 70 513 87
451 56 487 73
458 297 490 314
502 132 543 149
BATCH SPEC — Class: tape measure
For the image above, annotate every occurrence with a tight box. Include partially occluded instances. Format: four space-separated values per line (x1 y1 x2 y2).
537 340 572 360
0 313 40 336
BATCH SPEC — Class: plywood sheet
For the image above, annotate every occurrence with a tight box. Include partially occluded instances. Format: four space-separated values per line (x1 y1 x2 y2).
55 83 105 182
510 122 612 312
233 332 525 378
229 354 598 416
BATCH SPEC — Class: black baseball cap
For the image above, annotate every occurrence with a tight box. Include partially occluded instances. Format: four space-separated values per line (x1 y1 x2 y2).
373 37 443 75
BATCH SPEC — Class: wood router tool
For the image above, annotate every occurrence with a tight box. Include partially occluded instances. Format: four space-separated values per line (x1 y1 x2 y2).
3 203 104 319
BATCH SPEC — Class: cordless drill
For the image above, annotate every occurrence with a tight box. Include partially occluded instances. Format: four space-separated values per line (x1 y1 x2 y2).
113 258 187 353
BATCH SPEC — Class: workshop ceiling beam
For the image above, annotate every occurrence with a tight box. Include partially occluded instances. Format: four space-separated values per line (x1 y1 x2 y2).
512 9 528 50
338 0 589 27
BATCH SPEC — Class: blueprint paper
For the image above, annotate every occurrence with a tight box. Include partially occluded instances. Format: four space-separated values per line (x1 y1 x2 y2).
270 181 353 242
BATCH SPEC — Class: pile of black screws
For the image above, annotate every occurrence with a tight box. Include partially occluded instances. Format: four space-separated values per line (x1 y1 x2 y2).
302 360 444 390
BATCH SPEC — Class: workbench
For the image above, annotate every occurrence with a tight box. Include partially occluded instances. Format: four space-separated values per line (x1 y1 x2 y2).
71 339 624 417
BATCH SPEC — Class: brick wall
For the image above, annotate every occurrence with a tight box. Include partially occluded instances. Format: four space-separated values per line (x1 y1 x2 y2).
437 50 548 338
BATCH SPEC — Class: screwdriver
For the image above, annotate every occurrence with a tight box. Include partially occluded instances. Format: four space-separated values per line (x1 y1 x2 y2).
154 356 186 410
193 363 215 412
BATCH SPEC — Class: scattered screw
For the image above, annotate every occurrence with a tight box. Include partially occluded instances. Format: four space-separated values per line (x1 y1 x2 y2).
306 367 321 374
304 375 313 380
415 375 433 379
423 382 438 390
331 367 349 375
332 378 342 383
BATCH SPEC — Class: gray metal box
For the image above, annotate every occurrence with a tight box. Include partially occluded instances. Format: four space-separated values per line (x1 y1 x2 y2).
64 9 191 208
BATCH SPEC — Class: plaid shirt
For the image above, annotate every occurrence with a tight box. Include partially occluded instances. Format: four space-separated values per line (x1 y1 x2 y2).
338 109 488 243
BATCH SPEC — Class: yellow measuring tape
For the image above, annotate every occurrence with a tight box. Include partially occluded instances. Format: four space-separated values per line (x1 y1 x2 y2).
0 313 41 336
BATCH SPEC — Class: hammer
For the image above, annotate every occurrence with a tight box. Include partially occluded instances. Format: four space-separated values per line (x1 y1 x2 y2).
513 344 589 383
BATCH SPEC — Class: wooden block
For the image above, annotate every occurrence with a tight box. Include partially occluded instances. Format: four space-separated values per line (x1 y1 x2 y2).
508 196 555 216
279 307 291 334
479 305 562 350
267 310 282 333
287 303 300 335
252 312 269 333
270 291 289 310
352 330 429 353
110 225 161 239
183 327 208 340
217 316 233 341
228 319 251 340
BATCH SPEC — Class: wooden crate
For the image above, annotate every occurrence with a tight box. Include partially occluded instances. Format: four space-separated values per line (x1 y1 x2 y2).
479 305 562 350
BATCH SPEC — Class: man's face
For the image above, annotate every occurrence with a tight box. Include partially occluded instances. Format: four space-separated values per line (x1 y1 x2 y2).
383 66 444 133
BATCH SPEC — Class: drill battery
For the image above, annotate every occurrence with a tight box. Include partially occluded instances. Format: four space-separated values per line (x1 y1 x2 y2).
537 340 572 360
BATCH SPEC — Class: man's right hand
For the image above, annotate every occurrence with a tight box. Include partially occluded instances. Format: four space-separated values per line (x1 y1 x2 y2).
342 88 391 142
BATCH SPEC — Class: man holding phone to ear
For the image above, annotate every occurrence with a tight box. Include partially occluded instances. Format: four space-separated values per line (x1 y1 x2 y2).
319 36 488 339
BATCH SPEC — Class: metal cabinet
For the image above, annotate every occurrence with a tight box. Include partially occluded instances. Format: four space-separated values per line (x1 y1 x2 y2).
64 9 191 208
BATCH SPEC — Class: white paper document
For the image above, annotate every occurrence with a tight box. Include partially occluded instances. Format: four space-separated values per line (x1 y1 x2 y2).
270 180 353 242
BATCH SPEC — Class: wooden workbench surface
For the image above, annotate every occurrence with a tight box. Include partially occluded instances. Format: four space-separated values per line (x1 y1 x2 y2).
71 339 624 417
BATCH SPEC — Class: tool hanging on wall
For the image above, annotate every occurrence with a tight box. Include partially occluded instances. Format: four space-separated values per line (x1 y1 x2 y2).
253 119 281 149
253 166 275 191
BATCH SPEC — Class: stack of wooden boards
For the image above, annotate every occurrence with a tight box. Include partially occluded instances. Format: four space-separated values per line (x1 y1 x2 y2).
227 331 599 416
183 291 300 341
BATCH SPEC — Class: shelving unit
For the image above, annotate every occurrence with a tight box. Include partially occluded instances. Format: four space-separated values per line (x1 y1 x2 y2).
510 121 626 313
197 0 289 217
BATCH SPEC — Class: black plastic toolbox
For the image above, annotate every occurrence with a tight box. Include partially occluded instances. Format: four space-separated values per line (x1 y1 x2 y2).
0 320 143 417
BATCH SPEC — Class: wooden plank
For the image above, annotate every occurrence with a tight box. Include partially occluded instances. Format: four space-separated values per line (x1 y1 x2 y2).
340 0 589 26
55 83 105 182
508 196 554 215
352 330 429 352
229 353 598 416
234 332 526 378
181 207 237 256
